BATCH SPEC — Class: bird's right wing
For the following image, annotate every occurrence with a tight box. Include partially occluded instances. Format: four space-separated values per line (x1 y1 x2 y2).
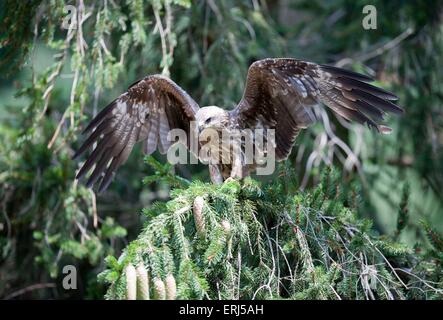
73 75 199 192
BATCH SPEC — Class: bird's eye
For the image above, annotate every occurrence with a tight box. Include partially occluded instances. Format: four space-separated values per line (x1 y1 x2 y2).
205 117 212 124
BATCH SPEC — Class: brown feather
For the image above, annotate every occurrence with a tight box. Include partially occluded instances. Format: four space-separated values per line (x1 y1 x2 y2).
74 75 199 192
232 58 403 161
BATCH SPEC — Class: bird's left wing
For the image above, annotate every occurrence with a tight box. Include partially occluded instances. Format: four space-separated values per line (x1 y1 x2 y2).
73 75 199 192
231 58 403 160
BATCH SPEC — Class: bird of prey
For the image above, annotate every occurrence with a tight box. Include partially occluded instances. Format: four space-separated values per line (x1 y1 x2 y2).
73 58 403 192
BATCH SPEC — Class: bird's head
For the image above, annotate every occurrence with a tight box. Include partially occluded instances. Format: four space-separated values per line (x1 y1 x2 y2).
195 106 229 133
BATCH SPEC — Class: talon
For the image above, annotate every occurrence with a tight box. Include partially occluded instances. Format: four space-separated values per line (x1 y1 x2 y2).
224 177 236 184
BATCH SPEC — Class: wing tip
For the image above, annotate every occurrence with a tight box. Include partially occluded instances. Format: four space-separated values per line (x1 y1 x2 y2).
378 125 393 135
75 165 88 181
319 64 374 82
392 104 405 114
72 151 81 160
97 175 114 193
85 175 98 189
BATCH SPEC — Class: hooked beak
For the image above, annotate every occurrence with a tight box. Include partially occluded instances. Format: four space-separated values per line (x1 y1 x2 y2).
197 122 206 134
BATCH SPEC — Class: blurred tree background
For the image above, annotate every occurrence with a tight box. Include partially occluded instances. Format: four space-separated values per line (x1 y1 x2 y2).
0 0 442 299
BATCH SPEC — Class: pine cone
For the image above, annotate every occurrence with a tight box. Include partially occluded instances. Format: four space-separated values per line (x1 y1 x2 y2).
125 264 137 300
221 219 231 236
136 263 150 300
193 196 206 237
165 274 177 300
153 277 166 300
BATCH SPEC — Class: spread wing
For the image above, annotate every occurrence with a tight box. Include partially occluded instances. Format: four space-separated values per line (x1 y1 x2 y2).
73 75 199 192
231 58 403 160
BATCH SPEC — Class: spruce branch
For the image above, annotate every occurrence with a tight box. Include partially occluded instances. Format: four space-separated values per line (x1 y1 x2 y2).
99 166 443 300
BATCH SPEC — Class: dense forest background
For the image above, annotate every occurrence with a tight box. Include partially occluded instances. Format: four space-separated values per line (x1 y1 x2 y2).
0 0 442 299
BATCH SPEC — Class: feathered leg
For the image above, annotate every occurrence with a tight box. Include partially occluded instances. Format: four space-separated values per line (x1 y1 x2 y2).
209 164 223 184
230 146 248 179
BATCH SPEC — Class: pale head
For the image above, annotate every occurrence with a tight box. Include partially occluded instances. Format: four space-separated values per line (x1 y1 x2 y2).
195 106 229 132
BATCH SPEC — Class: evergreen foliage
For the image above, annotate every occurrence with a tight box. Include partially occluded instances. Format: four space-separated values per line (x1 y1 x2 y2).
99 160 443 300
1 0 442 299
